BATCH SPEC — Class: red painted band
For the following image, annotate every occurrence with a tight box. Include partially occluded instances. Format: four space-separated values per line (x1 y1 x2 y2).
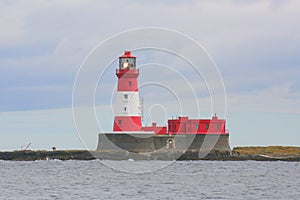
113 116 142 132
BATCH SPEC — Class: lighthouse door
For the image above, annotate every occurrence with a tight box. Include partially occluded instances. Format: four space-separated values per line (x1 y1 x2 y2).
167 139 175 149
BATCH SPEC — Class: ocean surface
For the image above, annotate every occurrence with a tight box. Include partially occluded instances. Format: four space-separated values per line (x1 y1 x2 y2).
0 160 299 200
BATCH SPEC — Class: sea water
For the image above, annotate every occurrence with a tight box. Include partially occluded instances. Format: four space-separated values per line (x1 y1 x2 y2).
0 160 299 199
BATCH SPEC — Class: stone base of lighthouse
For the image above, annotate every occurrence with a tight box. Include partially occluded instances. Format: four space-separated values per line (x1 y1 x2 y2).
96 133 230 152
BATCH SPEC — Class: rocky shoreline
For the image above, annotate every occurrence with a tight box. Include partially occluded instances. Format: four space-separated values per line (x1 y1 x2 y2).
0 146 299 161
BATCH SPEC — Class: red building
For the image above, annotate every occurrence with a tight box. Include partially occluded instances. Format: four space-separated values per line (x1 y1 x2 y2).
140 115 226 135
167 115 227 134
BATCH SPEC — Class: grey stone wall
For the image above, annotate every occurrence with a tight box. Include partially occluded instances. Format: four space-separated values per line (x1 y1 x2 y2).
97 133 230 153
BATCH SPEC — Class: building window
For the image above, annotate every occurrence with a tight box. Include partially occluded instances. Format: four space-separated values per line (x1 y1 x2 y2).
124 94 128 99
124 107 127 111
206 124 209 130
118 120 122 125
196 124 199 130
128 81 132 86
216 124 219 130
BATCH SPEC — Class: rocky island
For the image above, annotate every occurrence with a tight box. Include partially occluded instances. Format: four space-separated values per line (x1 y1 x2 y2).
0 146 299 161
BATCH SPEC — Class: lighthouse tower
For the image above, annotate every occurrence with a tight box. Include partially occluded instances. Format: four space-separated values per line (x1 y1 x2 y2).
113 51 142 132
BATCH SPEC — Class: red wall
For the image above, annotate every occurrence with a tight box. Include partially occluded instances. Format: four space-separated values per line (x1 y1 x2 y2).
167 116 226 134
142 123 167 134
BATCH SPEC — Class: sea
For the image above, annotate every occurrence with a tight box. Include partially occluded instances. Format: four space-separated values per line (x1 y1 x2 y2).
0 160 299 200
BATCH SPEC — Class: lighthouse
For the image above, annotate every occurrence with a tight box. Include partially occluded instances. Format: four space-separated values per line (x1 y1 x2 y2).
97 50 230 154
113 51 142 132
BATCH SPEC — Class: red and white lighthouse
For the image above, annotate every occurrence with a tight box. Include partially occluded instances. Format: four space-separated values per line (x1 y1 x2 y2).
113 51 142 132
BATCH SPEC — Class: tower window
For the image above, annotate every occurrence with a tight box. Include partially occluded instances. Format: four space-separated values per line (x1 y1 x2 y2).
124 94 128 99
124 107 127 111
128 81 132 86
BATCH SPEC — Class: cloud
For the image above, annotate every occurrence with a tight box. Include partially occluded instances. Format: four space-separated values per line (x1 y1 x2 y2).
0 0 299 115
1 0 300 149
0 85 72 111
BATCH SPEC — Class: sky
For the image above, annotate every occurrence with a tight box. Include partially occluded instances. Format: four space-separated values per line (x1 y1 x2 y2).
0 0 299 150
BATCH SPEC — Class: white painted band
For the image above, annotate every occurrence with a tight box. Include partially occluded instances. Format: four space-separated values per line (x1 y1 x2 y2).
113 91 141 116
